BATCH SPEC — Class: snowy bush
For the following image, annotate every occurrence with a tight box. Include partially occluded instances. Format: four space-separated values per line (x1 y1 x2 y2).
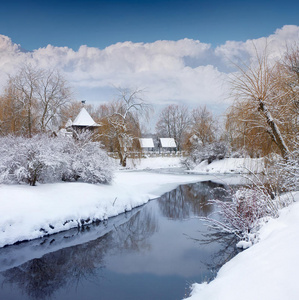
0 134 114 185
183 141 230 169
256 153 298 207
60 132 114 184
0 135 58 185
202 183 279 245
278 148 299 193
231 148 248 158
204 142 230 163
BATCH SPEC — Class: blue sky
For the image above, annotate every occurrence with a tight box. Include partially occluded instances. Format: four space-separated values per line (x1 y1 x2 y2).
1 0 298 50
0 0 298 120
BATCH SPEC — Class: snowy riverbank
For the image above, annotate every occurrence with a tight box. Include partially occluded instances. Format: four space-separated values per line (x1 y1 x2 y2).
119 156 182 169
0 171 210 248
188 157 265 174
185 192 299 300
122 156 265 174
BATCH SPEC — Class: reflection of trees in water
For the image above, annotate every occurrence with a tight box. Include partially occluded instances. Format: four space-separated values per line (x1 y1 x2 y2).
197 230 242 281
162 181 240 280
1 207 158 300
158 181 228 220
112 207 158 252
2 233 111 300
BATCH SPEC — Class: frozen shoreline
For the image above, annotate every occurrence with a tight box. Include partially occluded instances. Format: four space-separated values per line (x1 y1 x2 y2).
185 192 299 300
0 170 212 248
188 157 265 174
0 157 265 248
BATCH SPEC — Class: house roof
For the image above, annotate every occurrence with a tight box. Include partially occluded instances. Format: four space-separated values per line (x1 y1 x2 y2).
65 118 73 128
160 138 176 148
72 107 100 127
139 138 154 148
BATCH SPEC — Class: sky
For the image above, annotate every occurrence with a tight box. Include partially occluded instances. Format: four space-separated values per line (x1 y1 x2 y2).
1 0 298 51
0 0 298 121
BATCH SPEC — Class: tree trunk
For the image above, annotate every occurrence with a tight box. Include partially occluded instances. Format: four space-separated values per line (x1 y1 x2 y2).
119 151 127 167
258 99 289 159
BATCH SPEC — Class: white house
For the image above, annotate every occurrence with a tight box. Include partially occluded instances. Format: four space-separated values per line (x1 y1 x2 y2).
139 138 155 151
158 138 177 152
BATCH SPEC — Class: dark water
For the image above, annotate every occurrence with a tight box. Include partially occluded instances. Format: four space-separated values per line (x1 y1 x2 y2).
0 180 239 300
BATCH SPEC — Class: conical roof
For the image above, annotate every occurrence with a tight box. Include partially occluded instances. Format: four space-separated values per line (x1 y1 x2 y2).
65 118 73 128
72 107 99 127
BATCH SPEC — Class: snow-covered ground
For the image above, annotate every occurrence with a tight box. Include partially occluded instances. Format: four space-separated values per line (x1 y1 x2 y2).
118 156 182 170
185 192 299 300
0 170 210 248
116 156 265 174
189 157 265 174
0 156 265 248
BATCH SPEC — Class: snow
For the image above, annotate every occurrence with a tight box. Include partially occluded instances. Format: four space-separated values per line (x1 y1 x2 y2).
185 192 299 300
139 138 154 148
189 157 265 174
65 118 73 128
124 156 182 169
0 171 209 248
72 107 99 127
160 138 177 148
2 154 296 299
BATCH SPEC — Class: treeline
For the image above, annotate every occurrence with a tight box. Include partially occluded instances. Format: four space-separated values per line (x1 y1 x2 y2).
0 46 298 166
0 65 72 137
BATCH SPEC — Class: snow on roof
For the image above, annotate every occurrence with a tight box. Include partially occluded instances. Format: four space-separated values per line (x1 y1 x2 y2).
65 118 73 128
72 107 99 127
139 138 154 148
160 138 176 148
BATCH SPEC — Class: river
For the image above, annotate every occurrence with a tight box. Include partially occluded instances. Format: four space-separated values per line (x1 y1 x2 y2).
0 177 241 300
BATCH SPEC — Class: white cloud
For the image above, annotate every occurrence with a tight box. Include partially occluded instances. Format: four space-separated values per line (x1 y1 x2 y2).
0 25 298 115
215 25 299 65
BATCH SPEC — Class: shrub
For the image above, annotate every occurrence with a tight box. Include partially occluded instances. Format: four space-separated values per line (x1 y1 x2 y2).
0 133 114 185
183 141 230 169
201 182 279 245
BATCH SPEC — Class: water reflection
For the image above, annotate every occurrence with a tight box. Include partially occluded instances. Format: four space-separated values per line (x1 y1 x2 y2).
2 235 108 299
111 208 158 252
191 231 241 280
0 180 239 300
158 181 226 220
1 207 158 300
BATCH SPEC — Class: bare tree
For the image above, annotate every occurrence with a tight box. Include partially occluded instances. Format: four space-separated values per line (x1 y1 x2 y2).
8 65 40 137
36 69 72 132
225 103 274 157
1 65 72 136
190 105 217 147
98 88 151 167
155 104 190 151
0 82 28 136
273 45 299 148
230 46 291 159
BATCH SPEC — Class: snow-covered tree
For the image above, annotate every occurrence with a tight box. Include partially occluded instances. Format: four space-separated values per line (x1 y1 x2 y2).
98 88 151 167
229 45 299 159
0 133 113 185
